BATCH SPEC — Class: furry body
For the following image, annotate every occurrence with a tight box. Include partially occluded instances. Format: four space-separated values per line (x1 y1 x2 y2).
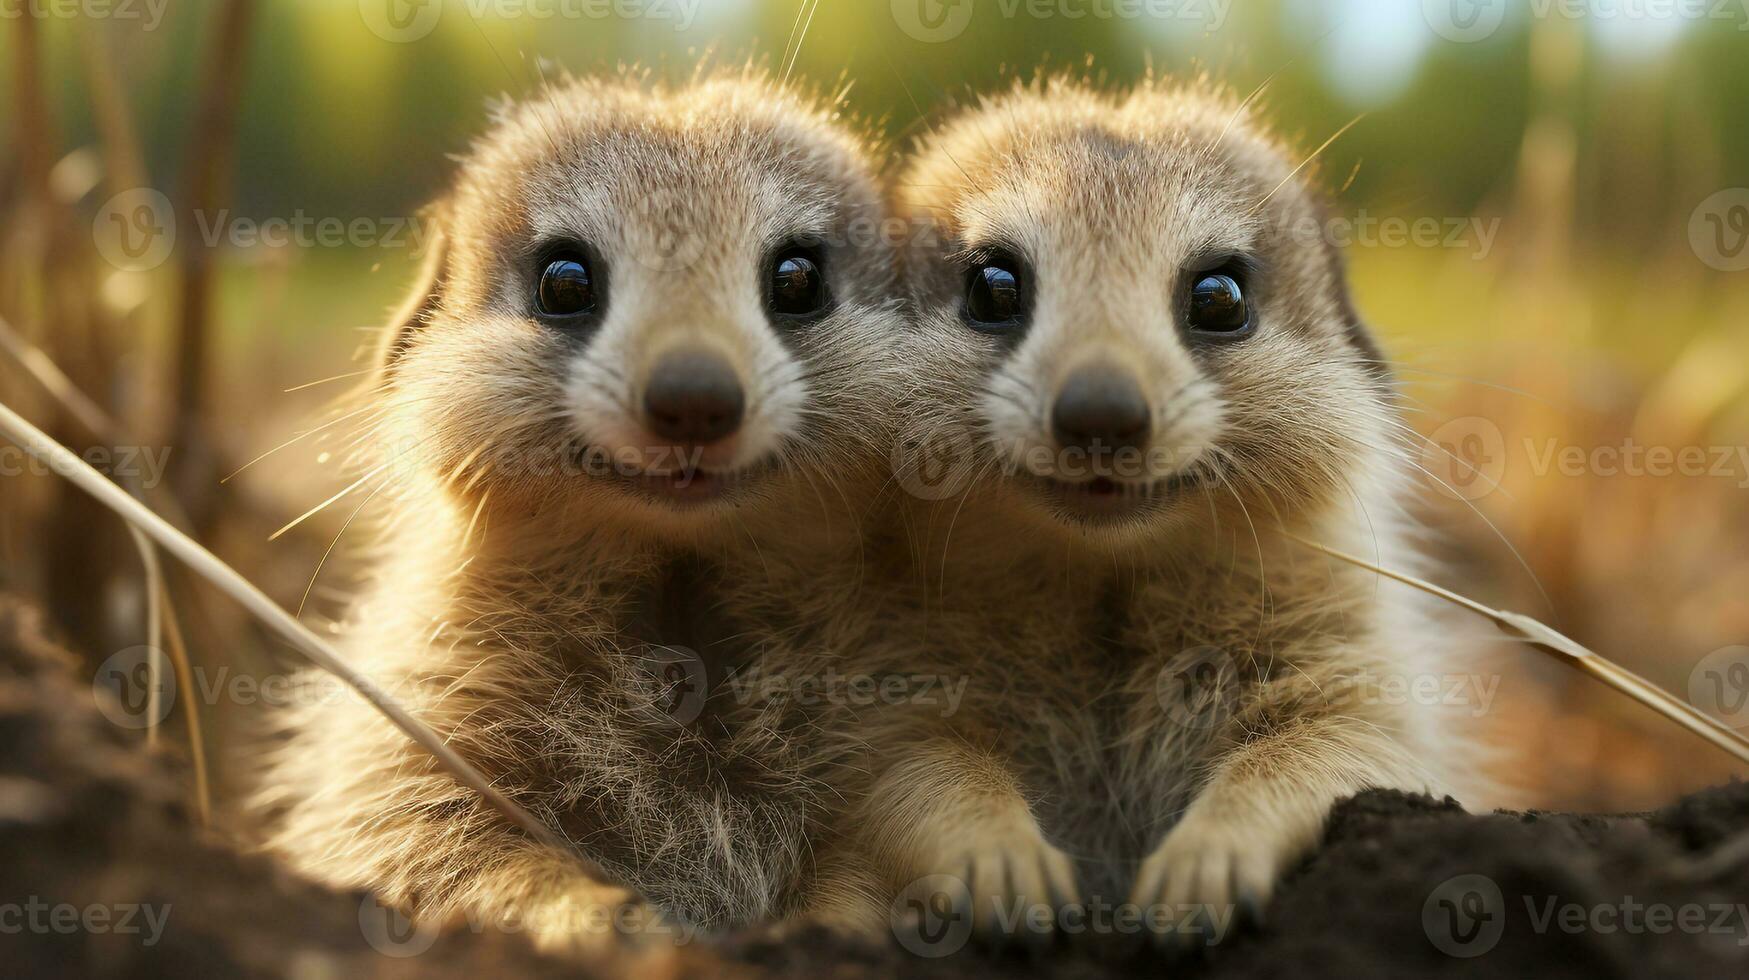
806 78 1461 941
254 71 902 953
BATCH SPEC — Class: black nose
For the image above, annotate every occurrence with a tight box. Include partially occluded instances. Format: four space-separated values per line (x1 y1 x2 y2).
643 349 745 445
1051 366 1151 453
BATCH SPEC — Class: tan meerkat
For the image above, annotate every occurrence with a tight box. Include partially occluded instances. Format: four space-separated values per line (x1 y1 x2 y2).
807 76 1466 946
251 69 905 956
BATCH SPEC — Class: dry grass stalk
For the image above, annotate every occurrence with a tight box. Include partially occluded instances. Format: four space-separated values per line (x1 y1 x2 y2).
0 399 586 868
1290 535 1749 767
0 313 208 820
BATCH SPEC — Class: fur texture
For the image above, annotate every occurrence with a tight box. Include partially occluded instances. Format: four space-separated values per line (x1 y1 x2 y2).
252 69 905 957
801 76 1469 944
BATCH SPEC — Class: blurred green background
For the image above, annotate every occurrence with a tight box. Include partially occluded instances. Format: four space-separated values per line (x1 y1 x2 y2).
4 0 1749 811
10 0 1749 225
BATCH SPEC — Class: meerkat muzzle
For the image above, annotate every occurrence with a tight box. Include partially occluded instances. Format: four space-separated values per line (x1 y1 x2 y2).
1050 364 1151 457
642 348 746 447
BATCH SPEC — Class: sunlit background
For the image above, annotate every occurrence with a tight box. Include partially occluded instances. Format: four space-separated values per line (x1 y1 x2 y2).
3 0 1748 814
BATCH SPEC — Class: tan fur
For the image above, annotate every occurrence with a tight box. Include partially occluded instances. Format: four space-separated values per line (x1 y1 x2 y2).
251 69 905 957
802 76 1468 943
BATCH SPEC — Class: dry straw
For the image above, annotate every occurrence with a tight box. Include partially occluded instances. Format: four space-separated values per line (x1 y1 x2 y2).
1289 535 1749 766
0 399 601 875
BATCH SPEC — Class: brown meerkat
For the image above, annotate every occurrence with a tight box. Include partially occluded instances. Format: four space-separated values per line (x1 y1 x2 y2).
807 76 1466 946
252 69 904 955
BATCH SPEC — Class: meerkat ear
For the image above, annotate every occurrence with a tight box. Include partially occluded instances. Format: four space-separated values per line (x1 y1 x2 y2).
370 211 450 385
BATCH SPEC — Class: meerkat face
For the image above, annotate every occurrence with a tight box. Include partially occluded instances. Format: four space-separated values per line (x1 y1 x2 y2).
371 74 900 540
898 80 1395 546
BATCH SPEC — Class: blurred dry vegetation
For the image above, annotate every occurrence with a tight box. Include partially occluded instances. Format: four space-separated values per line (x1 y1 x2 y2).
0 0 1746 827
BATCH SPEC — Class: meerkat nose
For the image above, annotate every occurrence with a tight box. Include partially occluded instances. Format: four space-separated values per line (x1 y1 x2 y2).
1051 365 1151 455
642 348 746 446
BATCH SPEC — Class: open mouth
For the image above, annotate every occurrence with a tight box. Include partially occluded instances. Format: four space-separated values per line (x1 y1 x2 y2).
626 465 745 505
1026 472 1198 523
575 444 774 509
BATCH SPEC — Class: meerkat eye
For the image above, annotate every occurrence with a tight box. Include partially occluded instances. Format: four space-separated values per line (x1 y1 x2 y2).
1186 272 1251 337
767 245 828 320
964 254 1026 330
537 253 597 318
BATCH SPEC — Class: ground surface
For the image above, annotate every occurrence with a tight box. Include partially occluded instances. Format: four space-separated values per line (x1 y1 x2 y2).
3 595 1745 979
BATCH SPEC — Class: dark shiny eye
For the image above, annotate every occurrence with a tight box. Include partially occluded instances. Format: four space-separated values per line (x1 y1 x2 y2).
1187 272 1251 335
964 257 1025 329
768 248 827 319
537 255 596 318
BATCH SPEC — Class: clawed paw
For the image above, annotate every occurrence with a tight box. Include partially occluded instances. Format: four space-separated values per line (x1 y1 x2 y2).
1128 816 1282 952
894 829 1081 952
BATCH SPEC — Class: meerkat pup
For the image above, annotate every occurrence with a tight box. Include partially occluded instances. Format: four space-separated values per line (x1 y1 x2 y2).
253 70 903 956
824 76 1459 945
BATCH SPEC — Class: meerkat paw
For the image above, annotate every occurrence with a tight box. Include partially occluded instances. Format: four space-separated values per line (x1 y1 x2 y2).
907 827 1081 948
1129 811 1289 952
